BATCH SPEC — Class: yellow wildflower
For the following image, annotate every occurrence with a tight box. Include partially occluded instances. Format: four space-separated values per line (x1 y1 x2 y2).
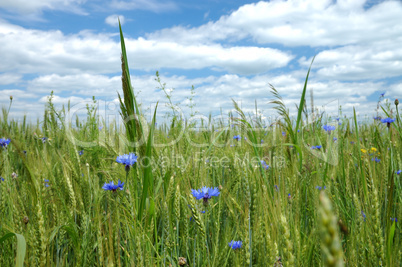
361 149 367 153
370 147 377 152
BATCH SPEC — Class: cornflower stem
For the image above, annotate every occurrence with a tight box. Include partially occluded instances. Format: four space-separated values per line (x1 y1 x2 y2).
6 98 12 129
125 169 129 194
133 166 140 212
87 163 92 203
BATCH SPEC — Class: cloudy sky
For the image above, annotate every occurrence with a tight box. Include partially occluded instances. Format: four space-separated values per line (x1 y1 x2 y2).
0 0 401 124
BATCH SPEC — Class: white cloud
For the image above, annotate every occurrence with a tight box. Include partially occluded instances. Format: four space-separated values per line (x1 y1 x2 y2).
147 0 402 47
0 21 120 75
299 37 402 81
28 74 122 95
138 0 402 81
108 0 177 13
105 14 125 27
0 20 293 76
125 38 293 74
0 89 37 100
2 71 390 121
0 0 87 15
1 0 401 122
0 73 22 85
38 94 89 104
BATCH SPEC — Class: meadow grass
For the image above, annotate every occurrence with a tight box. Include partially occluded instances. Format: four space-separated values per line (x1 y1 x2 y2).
0 27 401 267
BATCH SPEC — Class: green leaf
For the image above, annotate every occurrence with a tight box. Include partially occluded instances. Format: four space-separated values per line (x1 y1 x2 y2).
138 102 158 221
387 221 396 264
295 55 315 142
353 107 368 200
49 223 79 251
0 232 26 267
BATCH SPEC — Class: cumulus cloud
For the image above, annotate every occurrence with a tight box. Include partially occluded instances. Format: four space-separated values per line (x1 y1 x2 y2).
0 73 22 85
105 14 125 27
299 36 402 81
108 0 177 12
1 0 401 121
147 0 402 47
0 0 87 15
0 20 293 76
1 70 390 122
0 89 37 99
28 74 122 95
124 39 294 74
0 21 120 75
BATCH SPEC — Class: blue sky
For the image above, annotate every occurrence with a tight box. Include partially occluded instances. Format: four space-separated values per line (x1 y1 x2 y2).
0 0 401 124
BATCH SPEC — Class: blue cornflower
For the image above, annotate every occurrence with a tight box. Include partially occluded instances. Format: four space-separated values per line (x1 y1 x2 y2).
0 138 11 148
333 137 337 142
79 150 84 156
0 176 4 182
371 157 381 163
102 180 124 191
373 116 381 121
288 193 291 199
116 153 138 171
381 118 395 123
41 137 48 143
323 125 336 132
380 92 385 97
191 186 220 206
233 135 241 141
361 211 367 222
99 126 103 130
44 179 50 187
381 118 396 128
391 217 398 222
335 118 340 121
297 129 300 133
260 160 269 170
311 145 322 150
397 170 401 175
44 179 49 182
282 131 286 137
228 240 242 250
316 186 326 190
261 139 264 144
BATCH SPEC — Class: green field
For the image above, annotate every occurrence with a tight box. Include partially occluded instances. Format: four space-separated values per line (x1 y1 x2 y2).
0 26 401 267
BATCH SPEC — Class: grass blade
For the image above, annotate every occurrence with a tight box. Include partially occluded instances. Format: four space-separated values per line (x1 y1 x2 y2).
0 232 26 267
